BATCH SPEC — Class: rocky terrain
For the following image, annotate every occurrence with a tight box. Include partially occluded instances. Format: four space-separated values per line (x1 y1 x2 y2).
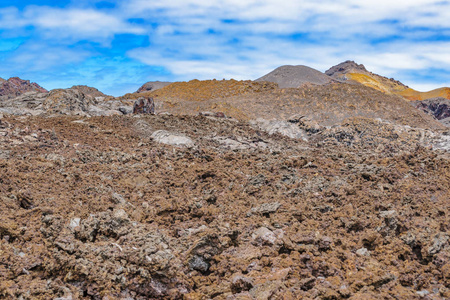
0 111 449 300
0 65 450 299
412 98 450 127
0 77 48 100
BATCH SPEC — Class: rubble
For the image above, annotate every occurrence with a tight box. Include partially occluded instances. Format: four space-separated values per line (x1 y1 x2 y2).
0 113 449 299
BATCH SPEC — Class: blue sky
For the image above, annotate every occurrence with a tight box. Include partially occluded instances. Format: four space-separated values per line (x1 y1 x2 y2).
1 0 450 96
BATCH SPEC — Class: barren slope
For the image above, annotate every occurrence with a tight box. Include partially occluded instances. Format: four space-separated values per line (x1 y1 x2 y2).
145 81 444 130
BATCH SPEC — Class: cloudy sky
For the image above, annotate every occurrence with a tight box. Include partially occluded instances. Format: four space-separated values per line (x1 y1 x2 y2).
1 0 450 96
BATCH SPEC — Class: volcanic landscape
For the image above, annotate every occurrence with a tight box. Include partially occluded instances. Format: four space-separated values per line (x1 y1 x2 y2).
0 61 449 299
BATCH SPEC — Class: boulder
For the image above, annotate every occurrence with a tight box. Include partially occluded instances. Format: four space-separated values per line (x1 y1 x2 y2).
133 97 155 114
151 130 194 147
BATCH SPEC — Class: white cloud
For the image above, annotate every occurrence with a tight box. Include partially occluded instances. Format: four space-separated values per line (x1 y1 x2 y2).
8 42 91 71
0 5 145 41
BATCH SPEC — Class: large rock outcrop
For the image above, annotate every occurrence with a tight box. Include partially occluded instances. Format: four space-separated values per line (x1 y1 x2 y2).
412 97 450 127
0 86 131 116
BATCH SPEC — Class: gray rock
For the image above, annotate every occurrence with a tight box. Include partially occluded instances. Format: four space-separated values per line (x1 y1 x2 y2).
250 202 281 215
0 150 11 159
416 290 429 297
119 107 133 115
427 233 449 256
251 119 308 140
189 255 210 273
356 247 370 257
111 192 126 205
68 218 81 230
151 130 194 147
212 136 267 150
252 227 277 246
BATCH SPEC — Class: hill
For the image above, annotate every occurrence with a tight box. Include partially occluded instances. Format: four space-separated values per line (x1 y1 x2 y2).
136 81 173 93
124 78 444 130
255 65 335 88
325 60 450 101
0 77 48 100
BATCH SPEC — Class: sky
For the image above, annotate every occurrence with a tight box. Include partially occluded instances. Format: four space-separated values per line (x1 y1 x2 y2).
1 0 450 96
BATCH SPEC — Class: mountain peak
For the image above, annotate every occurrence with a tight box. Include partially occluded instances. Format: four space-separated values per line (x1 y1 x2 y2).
0 77 48 100
256 65 334 88
325 60 368 76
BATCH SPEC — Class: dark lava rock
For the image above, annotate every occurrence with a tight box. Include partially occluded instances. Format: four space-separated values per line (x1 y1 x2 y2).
412 97 450 124
189 255 210 273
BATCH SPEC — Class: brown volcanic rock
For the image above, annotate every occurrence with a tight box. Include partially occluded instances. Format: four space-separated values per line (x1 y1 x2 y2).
256 65 335 88
0 77 47 100
0 114 449 299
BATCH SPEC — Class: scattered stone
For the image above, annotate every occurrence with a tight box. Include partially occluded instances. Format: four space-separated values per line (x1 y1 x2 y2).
416 290 430 297
111 192 126 205
230 275 254 294
249 281 286 300
17 191 34 209
250 202 281 216
356 247 370 257
299 277 316 291
68 218 81 230
427 233 449 256
252 227 277 246
318 236 333 250
189 255 210 273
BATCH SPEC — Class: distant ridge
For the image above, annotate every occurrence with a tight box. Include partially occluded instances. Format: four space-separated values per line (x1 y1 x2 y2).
325 60 450 101
0 77 48 100
255 65 335 88
137 81 172 93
